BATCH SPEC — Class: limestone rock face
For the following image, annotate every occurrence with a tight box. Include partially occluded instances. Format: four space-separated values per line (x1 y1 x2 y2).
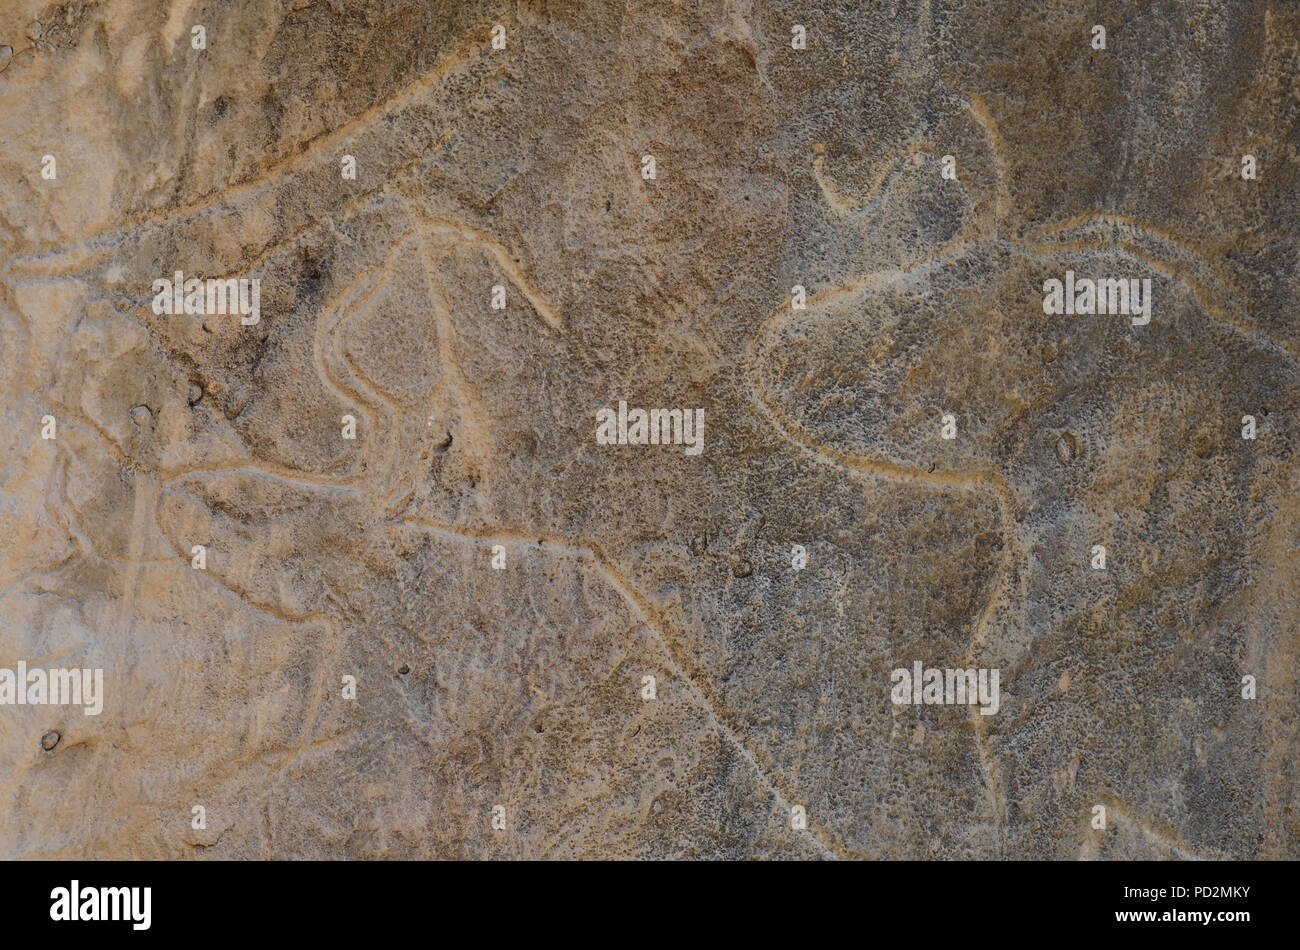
1 0 1297 860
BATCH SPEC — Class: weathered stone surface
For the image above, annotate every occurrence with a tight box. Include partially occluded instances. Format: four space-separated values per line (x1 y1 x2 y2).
1 0 1297 859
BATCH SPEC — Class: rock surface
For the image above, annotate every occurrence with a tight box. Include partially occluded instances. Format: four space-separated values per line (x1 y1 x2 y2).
1 0 1297 859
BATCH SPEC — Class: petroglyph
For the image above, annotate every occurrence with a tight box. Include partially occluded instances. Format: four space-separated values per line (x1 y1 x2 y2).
2 0 1297 861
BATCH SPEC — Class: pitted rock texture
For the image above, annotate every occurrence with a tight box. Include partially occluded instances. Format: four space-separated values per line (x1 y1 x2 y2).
1 0 1298 859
